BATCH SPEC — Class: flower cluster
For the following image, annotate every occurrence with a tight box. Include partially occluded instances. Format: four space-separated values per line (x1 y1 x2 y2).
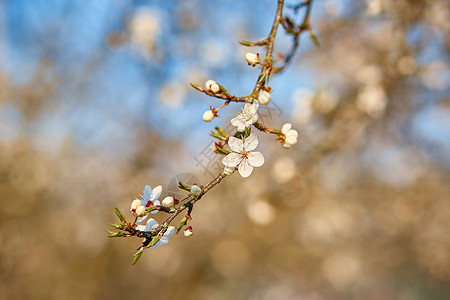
130 185 161 222
231 100 259 132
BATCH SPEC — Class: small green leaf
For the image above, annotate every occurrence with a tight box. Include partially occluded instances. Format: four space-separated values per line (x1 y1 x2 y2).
178 181 191 191
210 133 222 140
105 229 126 238
176 218 188 234
244 127 251 138
109 223 122 229
146 235 161 248
219 85 231 97
309 32 320 47
216 127 228 138
239 40 252 46
132 249 144 265
215 145 230 155
190 83 201 91
114 207 126 222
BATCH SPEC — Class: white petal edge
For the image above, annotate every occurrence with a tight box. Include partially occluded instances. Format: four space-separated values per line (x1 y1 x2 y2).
143 185 151 201
281 123 292 133
238 159 254 178
146 218 158 230
228 137 244 153
244 134 258 151
150 185 162 202
222 153 242 168
247 151 265 167
286 129 298 139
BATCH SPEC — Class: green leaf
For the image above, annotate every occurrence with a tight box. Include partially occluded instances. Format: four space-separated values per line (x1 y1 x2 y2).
176 218 188 234
244 126 251 138
215 145 230 155
114 207 126 222
219 85 231 97
190 82 201 91
109 223 122 229
216 127 228 138
146 236 161 248
210 133 222 140
132 249 144 265
309 32 320 47
178 181 191 191
239 40 252 46
105 229 126 238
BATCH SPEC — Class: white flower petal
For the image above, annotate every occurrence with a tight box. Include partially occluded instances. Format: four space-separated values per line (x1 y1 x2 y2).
145 218 158 230
137 215 148 223
135 225 148 232
286 129 298 139
244 134 258 151
238 159 254 178
143 185 151 201
248 151 265 167
222 153 242 167
281 123 292 134
150 185 162 202
231 116 242 127
228 137 244 153
164 226 175 238
285 136 298 145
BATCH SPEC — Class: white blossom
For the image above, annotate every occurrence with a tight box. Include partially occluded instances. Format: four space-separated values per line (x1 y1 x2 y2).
205 80 220 93
281 123 298 149
135 218 175 249
202 110 215 122
222 133 265 178
245 52 260 66
231 100 259 132
258 90 271 105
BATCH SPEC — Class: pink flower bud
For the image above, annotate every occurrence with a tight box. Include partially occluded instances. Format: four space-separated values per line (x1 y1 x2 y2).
184 226 193 237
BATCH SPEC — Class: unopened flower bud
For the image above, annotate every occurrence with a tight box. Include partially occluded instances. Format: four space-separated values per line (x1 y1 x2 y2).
245 52 260 66
190 184 202 197
202 110 215 122
258 90 271 105
184 226 193 237
162 196 174 207
136 205 147 217
131 199 141 211
223 166 235 176
205 80 220 94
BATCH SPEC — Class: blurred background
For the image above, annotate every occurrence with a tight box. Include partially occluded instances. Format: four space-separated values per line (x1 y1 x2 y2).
1 0 449 299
